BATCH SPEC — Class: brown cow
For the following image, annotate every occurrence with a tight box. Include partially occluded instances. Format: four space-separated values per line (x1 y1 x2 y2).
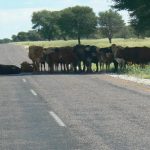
111 44 126 70
123 47 150 66
57 47 78 72
112 44 150 68
42 47 58 72
98 47 114 71
28 46 44 71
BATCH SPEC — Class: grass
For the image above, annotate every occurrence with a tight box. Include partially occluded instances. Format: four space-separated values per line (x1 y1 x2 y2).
15 38 150 48
15 38 150 79
123 65 150 79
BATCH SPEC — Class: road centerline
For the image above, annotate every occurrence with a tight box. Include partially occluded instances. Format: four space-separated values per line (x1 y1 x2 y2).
22 78 27 83
49 111 66 127
30 89 37 96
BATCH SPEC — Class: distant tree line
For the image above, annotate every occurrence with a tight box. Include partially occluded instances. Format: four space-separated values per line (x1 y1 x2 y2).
12 30 43 42
0 38 12 44
10 5 150 44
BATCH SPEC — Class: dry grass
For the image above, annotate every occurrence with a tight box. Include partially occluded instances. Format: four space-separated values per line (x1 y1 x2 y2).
15 38 150 48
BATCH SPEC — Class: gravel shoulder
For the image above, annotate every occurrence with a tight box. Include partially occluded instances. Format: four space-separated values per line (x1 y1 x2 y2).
110 74 150 86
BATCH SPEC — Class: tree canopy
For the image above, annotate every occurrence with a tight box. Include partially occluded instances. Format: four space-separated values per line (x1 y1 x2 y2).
112 0 150 31
59 6 97 44
98 9 125 43
12 30 43 42
32 10 60 40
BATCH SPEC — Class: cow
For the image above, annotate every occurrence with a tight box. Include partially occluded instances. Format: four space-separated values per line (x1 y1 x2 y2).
28 46 44 71
98 47 117 71
73 45 99 72
111 44 126 70
0 64 21 74
111 44 150 69
98 47 111 70
56 47 78 72
20 61 33 73
73 45 87 72
42 47 57 72
122 46 150 66
44 49 60 72
84 45 99 72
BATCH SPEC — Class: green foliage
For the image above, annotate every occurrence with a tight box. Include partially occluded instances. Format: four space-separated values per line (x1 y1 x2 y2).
17 32 28 41
112 0 150 32
27 30 43 41
12 30 43 42
32 10 61 40
114 25 137 38
98 9 125 43
124 65 150 79
12 35 19 42
59 6 97 44
0 38 12 44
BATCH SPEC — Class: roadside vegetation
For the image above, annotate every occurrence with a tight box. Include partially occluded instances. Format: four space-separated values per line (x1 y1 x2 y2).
123 65 150 79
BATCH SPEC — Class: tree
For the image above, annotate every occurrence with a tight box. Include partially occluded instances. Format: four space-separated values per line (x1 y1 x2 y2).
98 9 125 43
12 35 19 42
17 32 28 41
112 0 150 31
32 10 60 40
27 30 43 41
59 6 97 45
114 25 136 38
0 38 12 43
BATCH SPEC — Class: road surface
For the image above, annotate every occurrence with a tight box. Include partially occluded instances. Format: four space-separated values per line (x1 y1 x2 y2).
0 44 150 150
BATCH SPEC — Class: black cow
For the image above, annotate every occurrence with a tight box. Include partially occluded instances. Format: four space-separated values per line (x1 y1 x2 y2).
0 65 21 74
84 45 99 72
73 45 99 72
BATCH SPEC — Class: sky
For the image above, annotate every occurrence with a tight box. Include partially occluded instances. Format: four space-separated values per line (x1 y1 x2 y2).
0 0 130 39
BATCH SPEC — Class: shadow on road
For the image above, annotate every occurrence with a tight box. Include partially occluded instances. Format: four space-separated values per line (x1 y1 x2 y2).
0 70 114 77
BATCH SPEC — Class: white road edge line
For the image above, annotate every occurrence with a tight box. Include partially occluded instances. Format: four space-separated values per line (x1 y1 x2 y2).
22 79 26 83
49 111 66 127
30 89 37 96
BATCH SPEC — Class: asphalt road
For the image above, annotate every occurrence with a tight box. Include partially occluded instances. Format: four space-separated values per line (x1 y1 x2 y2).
0 44 150 150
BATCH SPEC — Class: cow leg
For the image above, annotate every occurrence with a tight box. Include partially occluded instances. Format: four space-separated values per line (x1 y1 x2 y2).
113 60 118 72
63 64 66 72
50 64 54 73
78 62 82 72
36 62 40 72
33 62 36 71
66 64 69 72
106 63 108 72
83 62 86 72
96 62 99 72
40 63 42 72
100 62 102 70
44 63 46 71
48 64 50 72
61 63 64 72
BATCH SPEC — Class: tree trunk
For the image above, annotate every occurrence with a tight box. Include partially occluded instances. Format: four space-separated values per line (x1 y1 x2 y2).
78 36 81 45
77 24 81 45
108 37 112 43
108 31 112 43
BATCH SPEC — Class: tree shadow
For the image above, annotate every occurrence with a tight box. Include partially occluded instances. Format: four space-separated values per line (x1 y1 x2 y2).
0 69 117 77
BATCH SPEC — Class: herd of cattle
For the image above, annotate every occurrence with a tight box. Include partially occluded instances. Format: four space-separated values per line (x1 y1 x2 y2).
27 44 150 73
0 44 149 74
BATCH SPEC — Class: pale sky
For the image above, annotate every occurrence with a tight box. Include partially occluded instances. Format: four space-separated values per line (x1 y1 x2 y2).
0 0 130 39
